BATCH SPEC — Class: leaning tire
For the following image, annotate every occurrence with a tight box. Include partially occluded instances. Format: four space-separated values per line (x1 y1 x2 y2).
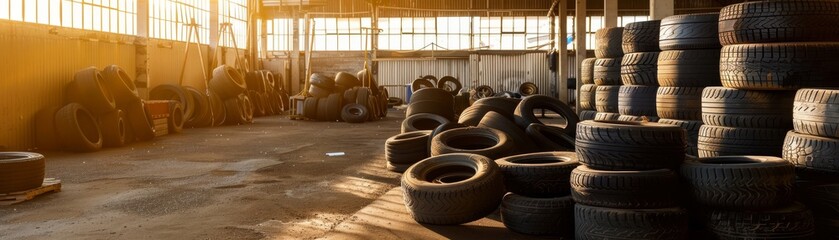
480 111 538 153
576 120 686 170
411 78 435 92
55 103 103 152
99 110 127 148
437 76 462 95
183 87 213 128
525 123 575 151
720 43 839 90
210 65 247 100
0 152 45 194
571 166 680 209
402 113 449 133
680 156 795 209
66 67 116 116
430 127 514 159
495 152 579 197
718 0 839 45
575 204 688 240
101 65 139 107
168 102 185 133
401 153 505 225
501 193 574 237
659 13 721 50
150 84 195 121
125 101 155 141
514 95 579 136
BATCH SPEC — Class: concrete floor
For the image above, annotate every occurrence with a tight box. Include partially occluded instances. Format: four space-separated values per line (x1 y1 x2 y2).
0 109 541 240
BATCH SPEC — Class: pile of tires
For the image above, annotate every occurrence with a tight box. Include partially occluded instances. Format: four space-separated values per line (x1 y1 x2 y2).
302 71 388 123
245 69 290 118
573 120 690 239
592 27 623 121
205 65 254 126
36 66 157 152
618 20 660 122
577 58 596 121
655 13 722 157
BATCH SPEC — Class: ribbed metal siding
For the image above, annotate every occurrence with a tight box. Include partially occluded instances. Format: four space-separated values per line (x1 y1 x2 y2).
377 59 471 101
471 52 556 97
0 22 135 150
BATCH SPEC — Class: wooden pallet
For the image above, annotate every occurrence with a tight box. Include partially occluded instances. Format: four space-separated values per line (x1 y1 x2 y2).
288 114 306 120
0 178 61 205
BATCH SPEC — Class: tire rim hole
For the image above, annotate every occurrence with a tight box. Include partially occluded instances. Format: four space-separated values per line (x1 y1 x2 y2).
446 135 497 150
413 118 443 131
78 110 101 143
426 165 475 184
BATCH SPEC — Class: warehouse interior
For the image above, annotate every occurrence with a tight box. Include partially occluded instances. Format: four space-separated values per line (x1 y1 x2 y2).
1 0 838 239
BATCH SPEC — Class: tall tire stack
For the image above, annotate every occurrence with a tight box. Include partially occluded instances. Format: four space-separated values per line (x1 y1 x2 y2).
619 20 661 122
593 27 624 122
681 156 815 239
654 13 722 157
496 152 579 237
209 65 251 125
578 58 597 121
573 120 689 239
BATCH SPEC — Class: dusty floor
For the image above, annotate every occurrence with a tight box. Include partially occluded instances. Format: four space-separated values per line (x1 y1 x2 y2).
0 110 407 239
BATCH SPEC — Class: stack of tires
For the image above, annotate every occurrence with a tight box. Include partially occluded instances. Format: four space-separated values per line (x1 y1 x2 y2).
572 120 689 239
656 13 722 157
577 58 597 121
592 27 623 121
681 156 815 238
303 71 387 122
208 65 253 125
245 70 289 117
410 75 469 114
36 66 157 152
618 20 660 122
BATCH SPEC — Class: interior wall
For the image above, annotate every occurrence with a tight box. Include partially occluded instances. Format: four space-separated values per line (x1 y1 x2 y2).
0 20 136 151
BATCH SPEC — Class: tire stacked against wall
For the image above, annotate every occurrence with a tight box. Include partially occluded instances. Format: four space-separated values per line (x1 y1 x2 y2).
209 65 254 125
302 71 388 123
577 58 597 121
656 13 723 157
592 27 624 121
572 120 689 239
618 20 661 122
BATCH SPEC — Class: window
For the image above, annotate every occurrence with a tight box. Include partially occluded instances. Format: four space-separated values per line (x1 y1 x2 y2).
567 15 650 50
149 0 209 44
265 18 297 52
474 16 552 50
219 0 246 48
311 17 370 51
0 0 136 35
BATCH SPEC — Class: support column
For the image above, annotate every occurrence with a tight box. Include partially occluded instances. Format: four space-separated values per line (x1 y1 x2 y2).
135 0 150 98
604 0 618 28
558 0 568 102
650 0 674 20
575 0 586 113
209 0 220 72
290 9 301 93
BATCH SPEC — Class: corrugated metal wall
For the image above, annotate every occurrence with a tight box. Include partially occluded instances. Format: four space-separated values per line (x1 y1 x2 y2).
471 52 556 97
0 21 136 150
377 58 471 101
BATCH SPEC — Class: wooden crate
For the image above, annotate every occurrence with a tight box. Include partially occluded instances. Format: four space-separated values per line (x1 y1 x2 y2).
153 118 169 137
0 178 62 205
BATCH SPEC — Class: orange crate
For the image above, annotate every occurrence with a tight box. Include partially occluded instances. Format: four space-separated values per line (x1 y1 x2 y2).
144 100 171 119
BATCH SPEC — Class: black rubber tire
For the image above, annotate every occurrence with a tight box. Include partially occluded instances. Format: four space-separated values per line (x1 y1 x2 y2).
701 87 795 128
341 103 368 123
571 166 679 209
501 193 575 237
308 84 332 98
401 153 505 225
595 86 620 113
656 87 703 120
658 119 702 157
245 71 266 93
719 0 839 45
224 96 246 125
575 204 689 240
309 73 335 90
796 183 839 239
210 65 247 100
335 72 361 89
150 84 195 121
343 87 358 107
579 84 596 111
326 93 342 121
594 112 620 121
168 102 184 133
378 86 390 117
622 20 661 53
471 85 495 100
402 113 449 133
101 65 139 107
525 123 575 151
579 110 596 121
620 52 659 86
66 67 116 116
430 127 514 159
125 101 155 141
316 96 329 121
241 95 254 124
576 120 686 170
496 151 579 197
410 87 453 105
207 91 226 126
697 125 787 158
473 97 520 115
183 87 213 128
437 76 462 95
0 152 45 194
514 95 579 137
303 97 318 120
680 156 795 209
387 97 403 107
385 130 431 172
783 131 839 176
593 58 622 85
55 103 103 152
99 109 127 147
458 104 514 126
618 85 658 117
367 95 380 121
479 111 538 154
35 106 61 150
421 75 438 82
247 91 265 117
657 49 721 87
659 13 721 50
355 87 371 108
406 100 455 122
720 43 839 90
411 78 435 92
595 27 624 58
703 202 816 239
793 88 839 138
518 82 538 96
580 58 596 85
